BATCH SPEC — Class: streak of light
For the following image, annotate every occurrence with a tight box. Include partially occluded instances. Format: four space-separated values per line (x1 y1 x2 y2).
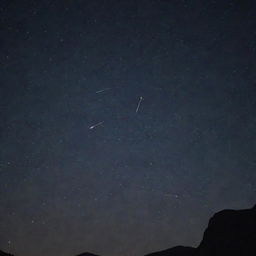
136 96 143 113
96 88 111 93
89 121 104 130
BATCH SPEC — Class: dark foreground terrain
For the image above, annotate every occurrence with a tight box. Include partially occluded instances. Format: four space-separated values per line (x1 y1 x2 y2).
1 205 256 256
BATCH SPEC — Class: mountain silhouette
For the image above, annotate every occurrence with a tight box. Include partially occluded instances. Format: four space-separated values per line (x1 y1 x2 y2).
1 205 255 256
196 204 256 256
145 246 196 256
76 253 100 256
0 250 14 256
145 204 256 256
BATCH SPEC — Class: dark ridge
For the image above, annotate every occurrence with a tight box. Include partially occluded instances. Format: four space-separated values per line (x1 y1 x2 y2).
76 253 101 256
145 204 256 256
0 250 14 256
145 246 196 256
1 204 255 256
196 204 256 256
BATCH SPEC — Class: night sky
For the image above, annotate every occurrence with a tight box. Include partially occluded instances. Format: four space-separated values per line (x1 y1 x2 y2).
1 1 256 256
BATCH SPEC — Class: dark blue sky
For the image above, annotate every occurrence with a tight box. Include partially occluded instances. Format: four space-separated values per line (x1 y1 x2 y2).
1 1 256 256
